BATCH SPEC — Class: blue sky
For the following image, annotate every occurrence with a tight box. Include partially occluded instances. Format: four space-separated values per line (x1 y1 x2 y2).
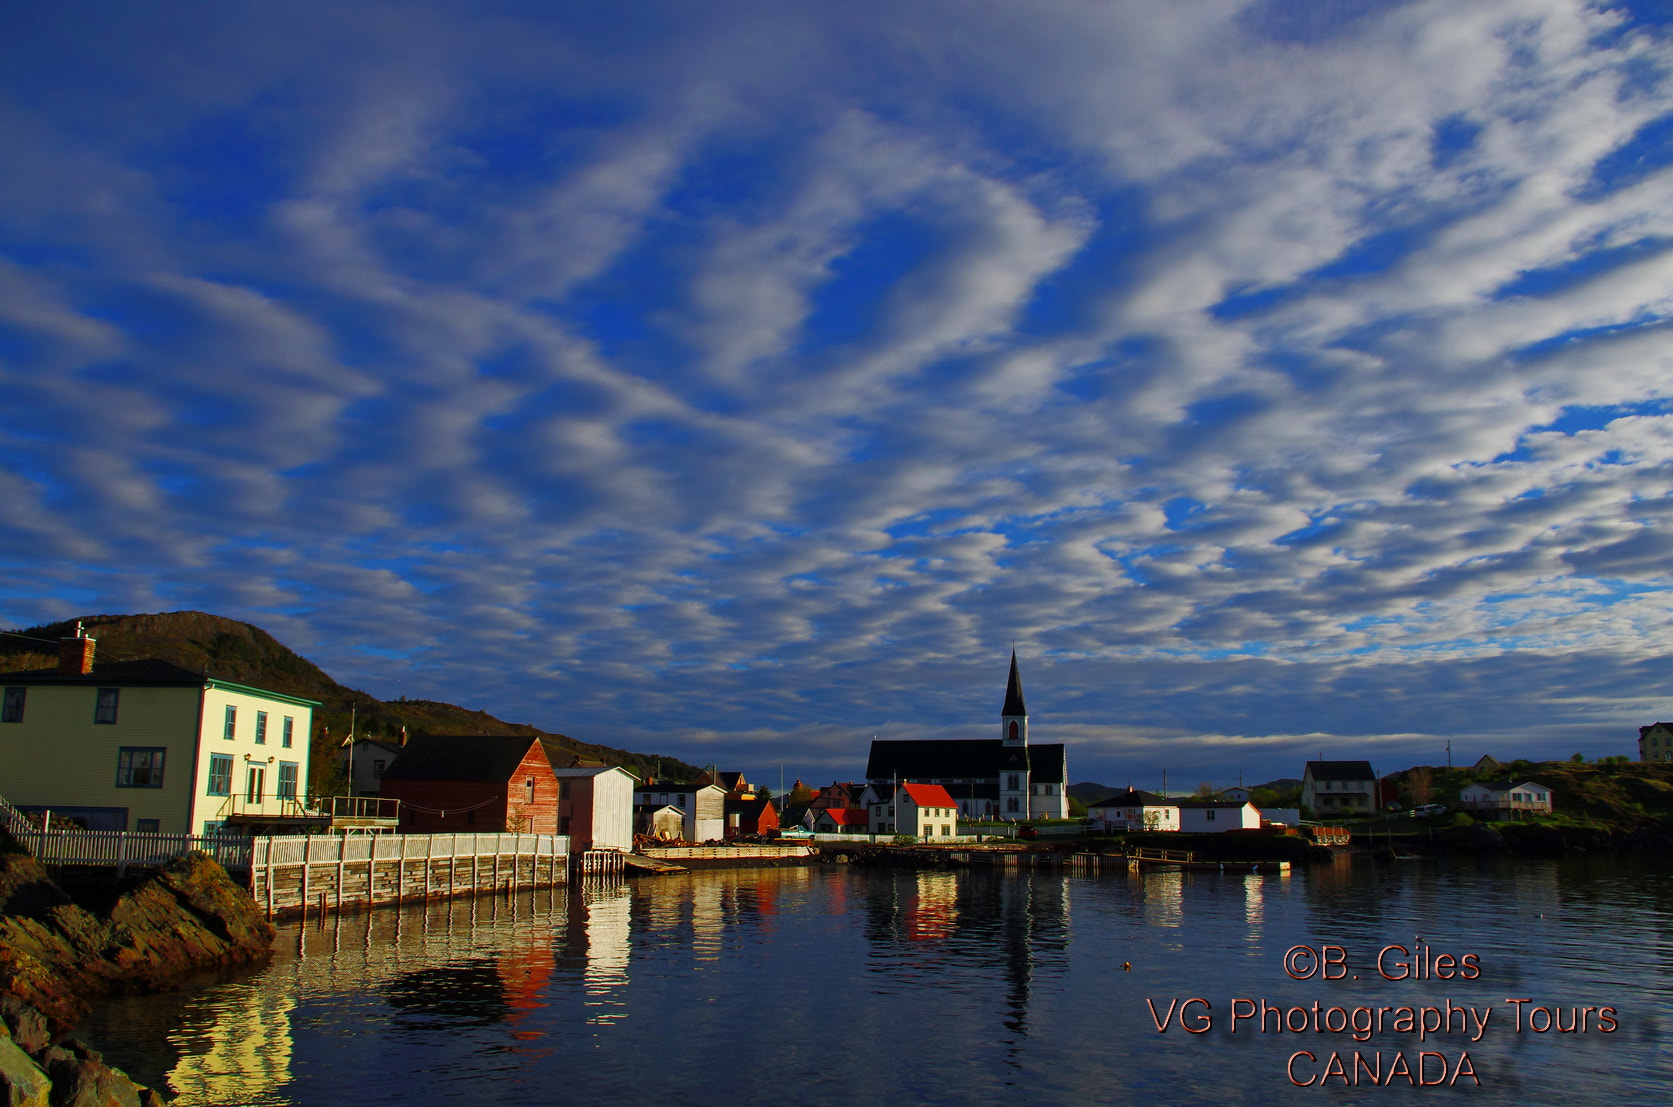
6 1 1673 791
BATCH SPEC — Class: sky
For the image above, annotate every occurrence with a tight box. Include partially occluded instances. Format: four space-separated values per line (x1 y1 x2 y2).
5 1 1673 792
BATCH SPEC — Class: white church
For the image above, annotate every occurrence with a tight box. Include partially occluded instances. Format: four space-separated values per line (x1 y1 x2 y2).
864 653 1069 820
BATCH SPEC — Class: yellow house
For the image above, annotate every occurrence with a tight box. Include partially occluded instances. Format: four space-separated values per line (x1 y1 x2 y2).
0 635 319 835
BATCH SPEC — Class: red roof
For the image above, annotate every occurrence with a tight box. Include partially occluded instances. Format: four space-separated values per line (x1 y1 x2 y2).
901 782 958 809
819 807 870 827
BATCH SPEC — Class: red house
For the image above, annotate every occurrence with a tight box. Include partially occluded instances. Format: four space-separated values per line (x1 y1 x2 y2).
725 795 780 837
379 734 560 834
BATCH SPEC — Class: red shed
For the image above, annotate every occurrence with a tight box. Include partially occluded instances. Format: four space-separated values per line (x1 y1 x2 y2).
379 734 560 834
724 795 780 837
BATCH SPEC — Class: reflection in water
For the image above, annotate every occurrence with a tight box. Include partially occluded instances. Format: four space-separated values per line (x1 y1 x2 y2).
79 857 1673 1107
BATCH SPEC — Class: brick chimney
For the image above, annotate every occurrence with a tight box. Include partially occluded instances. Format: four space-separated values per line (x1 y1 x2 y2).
57 623 96 675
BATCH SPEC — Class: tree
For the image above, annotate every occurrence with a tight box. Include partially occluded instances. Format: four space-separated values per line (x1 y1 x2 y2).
788 780 815 805
1195 781 1217 797
1407 767 1433 806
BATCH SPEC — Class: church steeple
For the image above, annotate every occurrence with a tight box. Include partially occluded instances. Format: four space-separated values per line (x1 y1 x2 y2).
1002 650 1027 717
1001 650 1028 748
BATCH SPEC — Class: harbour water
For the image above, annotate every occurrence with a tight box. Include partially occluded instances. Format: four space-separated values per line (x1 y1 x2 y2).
82 853 1673 1105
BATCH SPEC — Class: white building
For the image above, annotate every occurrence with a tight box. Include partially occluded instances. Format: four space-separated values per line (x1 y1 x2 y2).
1459 781 1553 820
0 633 318 835
555 765 637 852
1176 799 1262 833
868 782 961 840
1639 723 1673 762
1087 788 1180 832
632 781 726 842
865 653 1069 820
1302 760 1378 817
339 738 402 796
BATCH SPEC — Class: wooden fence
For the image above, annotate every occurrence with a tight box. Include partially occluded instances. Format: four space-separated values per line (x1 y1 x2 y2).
249 832 570 917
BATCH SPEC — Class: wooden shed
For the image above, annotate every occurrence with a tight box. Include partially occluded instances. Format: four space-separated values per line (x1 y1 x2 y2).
379 734 560 834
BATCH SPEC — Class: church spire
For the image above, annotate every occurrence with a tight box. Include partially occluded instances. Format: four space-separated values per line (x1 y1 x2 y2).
1002 650 1027 717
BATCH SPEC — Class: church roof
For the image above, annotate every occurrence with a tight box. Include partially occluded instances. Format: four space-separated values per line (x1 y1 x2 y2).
1002 651 1027 716
865 740 1066 784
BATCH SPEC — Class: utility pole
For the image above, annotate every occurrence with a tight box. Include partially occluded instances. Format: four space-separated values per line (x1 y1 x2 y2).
1447 740 1452 769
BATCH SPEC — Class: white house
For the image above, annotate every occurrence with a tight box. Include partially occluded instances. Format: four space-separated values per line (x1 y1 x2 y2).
1639 723 1673 763
339 737 403 796
632 781 726 842
1302 760 1378 817
1459 781 1553 820
1176 799 1262 833
869 782 960 840
1087 788 1179 832
554 765 637 852
0 632 318 835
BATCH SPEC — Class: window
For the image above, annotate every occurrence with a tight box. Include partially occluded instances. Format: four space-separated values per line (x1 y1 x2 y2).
246 766 265 803
94 688 119 724
560 816 572 834
559 780 571 799
1206 809 1217 821
1 687 23 723
116 747 166 788
372 759 386 779
207 754 233 796
1007 797 1020 812
1007 774 1020 790
277 762 299 800
223 705 237 740
281 716 294 748
254 711 267 745
525 777 535 803
136 819 160 833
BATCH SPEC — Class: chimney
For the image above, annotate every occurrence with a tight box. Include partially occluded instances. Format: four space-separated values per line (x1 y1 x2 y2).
57 623 96 675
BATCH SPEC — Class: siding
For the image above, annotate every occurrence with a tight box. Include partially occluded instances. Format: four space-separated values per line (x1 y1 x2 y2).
0 683 203 832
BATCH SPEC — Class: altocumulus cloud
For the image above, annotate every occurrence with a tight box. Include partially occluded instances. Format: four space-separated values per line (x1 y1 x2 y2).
3 0 1673 785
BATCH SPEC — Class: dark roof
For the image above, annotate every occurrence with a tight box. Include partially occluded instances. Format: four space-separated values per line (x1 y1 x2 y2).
725 796 777 819
1175 799 1254 809
866 739 1065 784
1640 723 1673 736
3 659 208 685
1088 788 1171 807
1305 760 1375 781
379 734 549 783
634 781 722 793
1002 651 1027 717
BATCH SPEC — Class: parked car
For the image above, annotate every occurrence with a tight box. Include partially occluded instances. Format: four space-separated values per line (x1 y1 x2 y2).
1413 803 1448 817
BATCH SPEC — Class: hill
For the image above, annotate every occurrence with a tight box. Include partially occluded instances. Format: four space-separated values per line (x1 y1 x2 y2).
0 611 701 788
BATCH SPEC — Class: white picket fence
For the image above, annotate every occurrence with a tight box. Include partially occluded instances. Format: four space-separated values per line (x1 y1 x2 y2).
0 794 251 874
249 831 564 869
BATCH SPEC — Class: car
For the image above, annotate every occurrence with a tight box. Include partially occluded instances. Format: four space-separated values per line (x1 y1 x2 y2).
1414 803 1448 817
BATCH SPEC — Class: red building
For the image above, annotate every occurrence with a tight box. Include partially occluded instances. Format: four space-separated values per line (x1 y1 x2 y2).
725 795 780 837
379 734 560 834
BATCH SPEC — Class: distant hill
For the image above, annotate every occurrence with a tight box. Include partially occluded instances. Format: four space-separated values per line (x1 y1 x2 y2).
0 611 701 787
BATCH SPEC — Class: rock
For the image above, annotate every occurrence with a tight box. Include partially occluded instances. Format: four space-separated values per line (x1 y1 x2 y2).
0 999 48 1055
0 1028 51 1107
40 1045 142 1107
0 850 272 1033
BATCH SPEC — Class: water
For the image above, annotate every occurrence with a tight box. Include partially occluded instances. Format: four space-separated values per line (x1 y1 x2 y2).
81 853 1673 1105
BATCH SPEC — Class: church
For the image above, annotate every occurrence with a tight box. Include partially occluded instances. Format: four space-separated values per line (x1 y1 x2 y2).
865 653 1069 820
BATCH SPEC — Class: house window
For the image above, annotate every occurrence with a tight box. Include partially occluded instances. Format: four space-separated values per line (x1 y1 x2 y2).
136 818 159 833
94 688 120 724
1 687 24 723
277 761 299 800
246 766 265 803
281 716 294 748
207 754 233 796
116 747 166 788
1007 797 1020 812
372 759 386 779
525 777 535 803
255 711 268 744
223 705 237 740
560 781 571 799
1206 809 1217 821
560 816 572 834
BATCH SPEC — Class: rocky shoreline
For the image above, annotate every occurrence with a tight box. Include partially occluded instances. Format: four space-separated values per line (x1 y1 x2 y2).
0 838 275 1105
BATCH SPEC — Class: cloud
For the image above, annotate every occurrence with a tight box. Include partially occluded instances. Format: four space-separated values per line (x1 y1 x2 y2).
4 0 1673 786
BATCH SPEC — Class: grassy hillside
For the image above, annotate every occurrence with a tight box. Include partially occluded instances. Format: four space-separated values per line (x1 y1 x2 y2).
0 611 700 788
1385 757 1673 832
